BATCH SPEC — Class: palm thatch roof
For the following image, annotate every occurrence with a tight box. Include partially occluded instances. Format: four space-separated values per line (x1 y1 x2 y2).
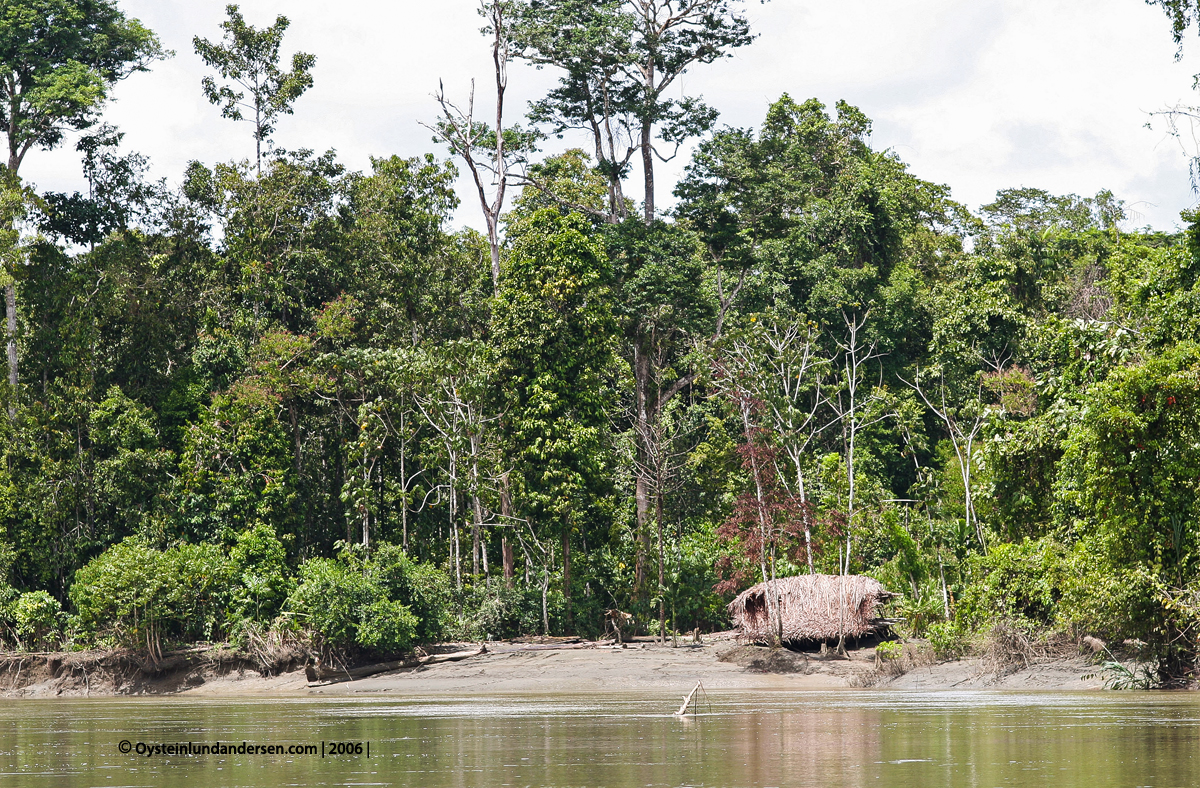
728 574 897 644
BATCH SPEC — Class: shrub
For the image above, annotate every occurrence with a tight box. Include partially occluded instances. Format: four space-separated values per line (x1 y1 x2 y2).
875 640 903 661
283 542 445 655
956 538 1068 631
894 578 948 638
927 621 968 660
667 530 732 633
1057 544 1161 641
70 538 233 650
366 542 451 643
466 584 561 640
871 558 946 638
13 591 62 651
229 523 293 624
356 599 418 653
284 557 375 649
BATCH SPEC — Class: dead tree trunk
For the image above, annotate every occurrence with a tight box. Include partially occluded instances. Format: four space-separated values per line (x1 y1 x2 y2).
501 475 515 588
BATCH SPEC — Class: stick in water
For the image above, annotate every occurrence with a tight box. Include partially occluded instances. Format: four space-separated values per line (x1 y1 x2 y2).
674 680 704 716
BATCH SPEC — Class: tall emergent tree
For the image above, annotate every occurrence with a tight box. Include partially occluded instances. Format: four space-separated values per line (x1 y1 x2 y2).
511 0 637 222
429 0 537 296
1147 0 1200 51
194 4 315 174
0 0 165 398
513 0 758 224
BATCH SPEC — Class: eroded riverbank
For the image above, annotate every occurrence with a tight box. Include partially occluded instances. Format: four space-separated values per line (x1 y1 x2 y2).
0 637 1106 698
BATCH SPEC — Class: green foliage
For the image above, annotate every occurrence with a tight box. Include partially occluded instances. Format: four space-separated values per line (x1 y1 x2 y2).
886 509 925 588
174 388 298 542
284 556 387 651
986 409 1065 540
665 529 731 633
1146 0 1200 51
193 4 315 167
283 542 448 654
512 0 754 219
1089 657 1159 691
4 3 1200 677
1102 239 1200 349
39 125 164 245
887 576 946 638
463 584 564 640
0 0 166 171
355 598 418 654
70 538 233 648
89 386 173 538
926 621 968 660
507 149 611 224
956 539 1068 630
1039 539 1159 641
209 150 350 333
0 541 14 583
12 590 62 650
229 522 292 624
344 154 485 344
366 542 452 644
677 94 949 333
875 640 903 660
494 208 617 543
1060 343 1200 582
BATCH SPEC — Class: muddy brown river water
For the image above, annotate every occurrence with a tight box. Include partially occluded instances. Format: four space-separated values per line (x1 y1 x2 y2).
0 690 1197 787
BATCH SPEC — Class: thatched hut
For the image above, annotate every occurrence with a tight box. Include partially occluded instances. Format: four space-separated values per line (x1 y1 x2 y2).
728 574 897 644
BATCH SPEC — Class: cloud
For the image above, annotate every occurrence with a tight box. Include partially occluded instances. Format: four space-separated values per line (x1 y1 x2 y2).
15 0 1200 232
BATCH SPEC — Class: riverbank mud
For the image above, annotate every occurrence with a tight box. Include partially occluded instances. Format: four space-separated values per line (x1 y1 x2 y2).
0 636 1107 697
0 646 308 697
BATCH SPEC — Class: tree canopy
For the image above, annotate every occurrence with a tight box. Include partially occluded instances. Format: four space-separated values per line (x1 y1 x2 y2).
0 0 165 173
193 4 315 172
1 0 1200 688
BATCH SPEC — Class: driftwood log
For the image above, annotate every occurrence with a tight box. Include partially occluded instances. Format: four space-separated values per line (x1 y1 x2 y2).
495 640 612 652
305 646 487 684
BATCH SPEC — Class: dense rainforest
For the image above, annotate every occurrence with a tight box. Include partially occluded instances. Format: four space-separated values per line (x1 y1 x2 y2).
4 0 1200 685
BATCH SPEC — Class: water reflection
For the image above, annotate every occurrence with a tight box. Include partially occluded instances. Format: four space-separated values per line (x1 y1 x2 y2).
0 691 1198 787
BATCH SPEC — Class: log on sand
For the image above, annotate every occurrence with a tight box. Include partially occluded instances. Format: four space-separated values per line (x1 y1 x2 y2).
305 646 486 685
494 640 613 652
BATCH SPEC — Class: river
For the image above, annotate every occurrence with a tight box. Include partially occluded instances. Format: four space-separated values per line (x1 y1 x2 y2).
0 690 1197 786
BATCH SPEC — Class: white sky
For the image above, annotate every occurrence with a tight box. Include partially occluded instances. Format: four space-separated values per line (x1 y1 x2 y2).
19 0 1200 231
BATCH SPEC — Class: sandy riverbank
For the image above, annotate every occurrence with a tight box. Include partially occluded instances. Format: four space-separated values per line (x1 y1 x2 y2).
299 641 1107 695
0 637 1107 698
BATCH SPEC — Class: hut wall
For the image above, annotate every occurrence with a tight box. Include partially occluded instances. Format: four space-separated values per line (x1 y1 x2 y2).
728 574 893 643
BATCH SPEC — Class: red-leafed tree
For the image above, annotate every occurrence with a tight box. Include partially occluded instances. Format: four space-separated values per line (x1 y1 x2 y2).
714 388 809 646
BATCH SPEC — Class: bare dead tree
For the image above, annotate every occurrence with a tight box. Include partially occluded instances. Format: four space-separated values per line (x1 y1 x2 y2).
426 0 519 296
1149 102 1200 194
901 365 989 550
826 312 890 656
828 312 889 560
725 314 834 574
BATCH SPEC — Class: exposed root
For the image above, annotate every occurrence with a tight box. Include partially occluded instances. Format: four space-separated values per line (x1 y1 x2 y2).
977 621 1077 678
